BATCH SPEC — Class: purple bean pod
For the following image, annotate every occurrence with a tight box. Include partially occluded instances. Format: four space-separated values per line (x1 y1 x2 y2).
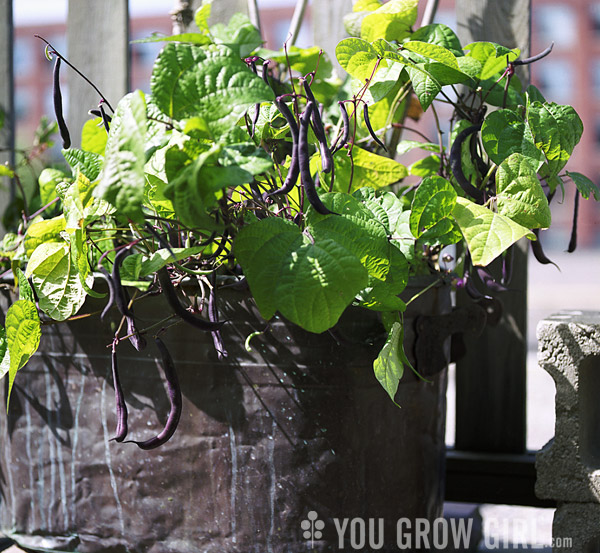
513 43 554 66
110 345 128 443
449 123 485 204
299 102 336 216
301 78 334 173
266 99 300 197
124 337 182 450
531 229 558 268
98 267 115 320
53 57 71 149
567 189 579 253
157 266 225 331
363 103 387 151
331 101 350 155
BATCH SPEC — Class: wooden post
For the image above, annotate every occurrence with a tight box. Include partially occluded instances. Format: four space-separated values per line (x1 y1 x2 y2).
67 0 129 148
312 0 354 72
171 0 195 35
201 0 248 26
0 0 14 229
454 0 531 453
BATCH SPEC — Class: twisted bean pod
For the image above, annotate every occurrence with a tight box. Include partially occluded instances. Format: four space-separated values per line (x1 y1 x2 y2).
125 337 182 450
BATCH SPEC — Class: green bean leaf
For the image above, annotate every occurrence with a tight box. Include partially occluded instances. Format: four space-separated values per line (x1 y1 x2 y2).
234 217 368 333
62 148 103 182
336 38 381 81
319 146 408 193
95 90 147 223
25 241 91 321
452 197 535 266
373 321 407 404
81 117 108 155
0 327 9 382
361 0 419 42
566 171 600 201
496 153 551 229
410 24 463 56
6 300 41 405
210 12 262 58
151 43 273 136
481 109 543 169
526 101 583 179
410 176 462 245
16 268 35 303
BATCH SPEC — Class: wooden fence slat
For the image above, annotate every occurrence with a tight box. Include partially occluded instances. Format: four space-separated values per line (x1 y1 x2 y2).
0 0 14 230
312 0 353 72
201 0 248 26
454 0 531 454
67 0 129 148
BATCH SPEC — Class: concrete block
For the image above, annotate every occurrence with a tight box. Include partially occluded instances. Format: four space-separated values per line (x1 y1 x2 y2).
552 502 600 552
535 311 600 503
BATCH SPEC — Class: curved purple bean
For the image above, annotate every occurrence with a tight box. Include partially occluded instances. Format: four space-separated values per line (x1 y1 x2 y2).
463 270 484 300
99 103 111 133
363 103 387 151
262 60 271 87
513 43 553 66
157 266 225 331
567 189 579 253
266 99 300 197
531 229 558 268
449 124 485 204
112 247 146 351
89 107 112 130
331 101 350 155
124 337 182 450
53 57 71 149
299 102 335 216
475 266 510 293
144 222 176 261
301 78 333 173
126 316 147 352
110 345 128 443
98 267 115 320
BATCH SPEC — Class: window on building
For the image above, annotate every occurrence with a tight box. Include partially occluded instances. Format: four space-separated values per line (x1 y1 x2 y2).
14 87 33 122
591 4 600 35
595 116 600 147
13 37 34 77
534 5 577 48
432 9 456 30
592 59 600 99
534 59 573 103
271 19 312 49
131 29 164 68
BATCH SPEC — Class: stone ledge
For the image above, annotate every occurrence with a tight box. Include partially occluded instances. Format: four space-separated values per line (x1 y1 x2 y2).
535 311 600 503
552 502 600 552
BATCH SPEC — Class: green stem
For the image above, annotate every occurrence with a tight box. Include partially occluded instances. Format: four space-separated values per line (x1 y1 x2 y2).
406 276 443 306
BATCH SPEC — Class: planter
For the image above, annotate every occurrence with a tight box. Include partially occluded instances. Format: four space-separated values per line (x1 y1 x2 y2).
0 279 449 553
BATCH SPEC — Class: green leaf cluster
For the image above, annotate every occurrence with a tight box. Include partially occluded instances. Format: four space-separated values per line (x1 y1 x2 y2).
2 0 595 409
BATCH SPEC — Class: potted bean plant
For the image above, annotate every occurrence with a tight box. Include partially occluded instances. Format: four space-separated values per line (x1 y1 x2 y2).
0 0 596 551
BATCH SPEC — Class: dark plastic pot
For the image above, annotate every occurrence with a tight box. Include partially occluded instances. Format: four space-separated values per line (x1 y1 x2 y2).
0 278 449 553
